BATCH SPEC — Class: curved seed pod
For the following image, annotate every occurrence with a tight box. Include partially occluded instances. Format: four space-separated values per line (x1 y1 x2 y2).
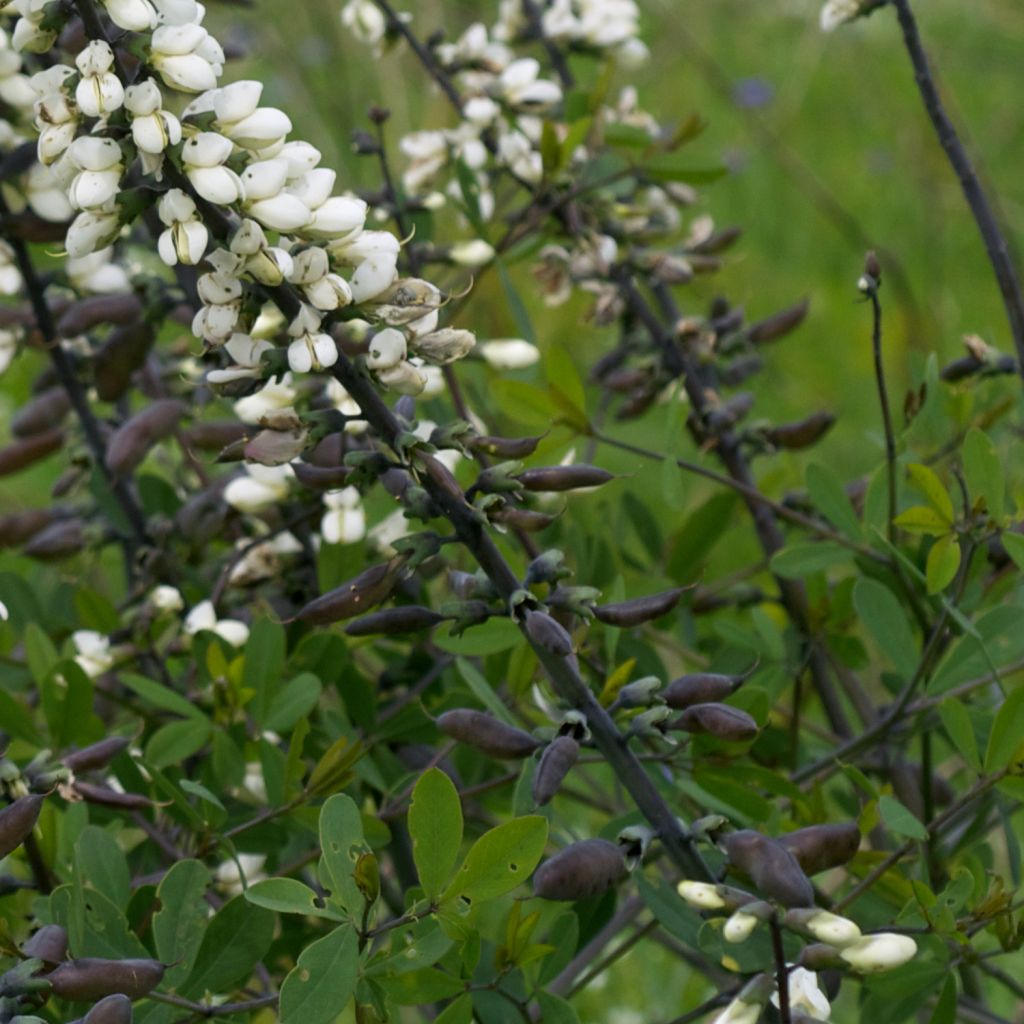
602 367 652 394
93 322 155 402
532 735 580 806
106 399 187 478
48 958 165 1001
469 435 543 459
83 993 133 1024
22 519 83 560
0 429 63 477
63 737 131 774
0 795 44 860
692 225 743 255
11 388 72 437
673 703 758 742
292 462 352 491
524 610 573 657
181 421 249 452
516 465 615 493
23 924 68 965
72 782 152 810
664 673 741 709
779 822 860 876
435 710 540 759
764 411 836 451
709 305 744 336
705 392 754 431
58 294 143 337
0 508 57 548
592 588 685 627
746 298 809 344
532 839 628 901
344 606 445 637
720 354 764 388
295 560 402 625
724 830 814 908
488 506 559 532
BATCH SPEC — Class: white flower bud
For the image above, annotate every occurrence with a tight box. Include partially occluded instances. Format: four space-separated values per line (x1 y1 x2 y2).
213 80 262 122
413 328 475 365
839 933 917 973
676 880 726 910
449 239 494 266
183 131 233 167
246 193 311 231
341 0 385 45
124 79 163 115
278 140 322 176
801 910 862 948
287 332 338 373
723 910 760 944
479 338 539 369
348 252 398 302
240 158 289 201
366 327 406 370
101 0 157 31
287 167 335 209
230 218 267 255
303 195 367 238
225 107 292 149
65 208 121 258
150 585 184 611
158 219 208 266
376 359 426 395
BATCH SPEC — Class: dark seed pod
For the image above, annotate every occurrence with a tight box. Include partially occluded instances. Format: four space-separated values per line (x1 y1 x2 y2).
0 508 57 548
93 322 155 402
532 839 628 901
705 392 754 431
83 993 133 1024
516 465 615 493
0 429 63 477
106 399 187 478
304 432 344 467
469 435 543 459
615 384 659 422
71 782 152 809
724 830 814 908
11 387 71 437
487 506 559 532
58 294 143 337
292 462 352 491
435 709 540 759
0 795 44 860
524 610 573 657
601 367 651 393
593 588 685 627
344 606 445 637
764 411 836 451
779 822 860 876
691 225 742 255
664 673 744 709
22 924 68 965
23 518 84 560
295 560 402 625
63 737 131 773
532 735 579 806
48 958 165 1001
673 703 758 742
181 420 248 452
746 298 809 345
2 210 71 243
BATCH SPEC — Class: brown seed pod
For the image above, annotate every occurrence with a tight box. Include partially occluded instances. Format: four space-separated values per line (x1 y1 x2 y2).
71 782 152 810
0 508 57 548
48 958 165 1001
691 225 743 255
106 399 187 478
615 384 660 422
532 735 579 806
705 392 754 431
63 736 131 773
592 588 685 627
664 672 745 710
673 703 759 742
92 322 155 402
0 428 63 477
11 387 72 437
0 795 44 860
524 610 573 657
532 839 628 901
181 420 248 452
292 462 352 491
84 993 133 1024
468 435 543 460
764 411 836 451
344 606 445 637
435 709 540 759
58 294 143 338
746 299 809 345
23 518 84 560
22 923 68 965
724 830 814 908
516 465 615 492
601 367 651 393
295 560 402 625
487 506 559 532
779 822 861 876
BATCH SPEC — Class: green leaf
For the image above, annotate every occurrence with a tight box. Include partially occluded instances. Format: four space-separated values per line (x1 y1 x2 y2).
926 534 961 594
893 506 952 536
409 769 463 900
146 718 212 769
490 380 554 431
536 991 580 1024
279 926 359 1024
153 860 211 987
380 969 464 1005
433 618 521 657
24 623 59 685
1001 531 1024 572
441 816 548 905
963 428 1004 521
454 657 516 724
180 895 275 998
984 686 1024 773
495 260 535 345
929 975 957 1024
806 463 863 539
929 605 1024 694
74 826 129 907
906 464 954 524
937 699 981 773
264 673 322 732
244 618 286 726
769 541 852 579
433 994 473 1024
853 578 919 680
878 795 927 841
245 878 343 920
50 884 149 960
120 673 206 720
319 794 371 914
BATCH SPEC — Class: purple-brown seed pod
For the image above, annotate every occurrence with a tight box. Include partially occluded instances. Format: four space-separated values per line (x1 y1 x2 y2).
84 993 133 1024
532 839 628 901
0 794 44 860
93 322 155 402
181 420 249 452
592 588 685 627
516 465 615 492
0 428 63 477
779 822 861 876
11 387 72 437
295 560 403 625
1 210 71 243
673 703 758 742
57 294 143 337
48 958 165 1001
344 605 445 637
22 923 68 965
487 506 559 533
724 830 814 908
22 519 84 560
105 399 187 478
435 709 540 759
764 411 836 451
746 299 809 345
292 462 353 491
71 782 153 810
63 736 131 773
663 672 745 709
532 735 579 806
468 435 543 459
524 610 574 657
0 508 57 548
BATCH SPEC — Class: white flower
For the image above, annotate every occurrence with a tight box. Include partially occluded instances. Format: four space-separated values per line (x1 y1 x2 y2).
341 0 385 46
377 359 426 395
101 0 157 31
151 23 222 92
413 328 475 365
0 329 17 375
801 910 862 947
234 374 297 422
182 132 245 205
74 41 124 117
287 332 337 373
723 910 759 944
66 248 130 293
125 80 181 155
366 326 406 370
149 585 184 612
771 968 831 1021
0 599 7 621
72 630 114 678
157 188 208 266
65 207 121 258
223 463 293 514
321 487 366 545
676 880 726 910
839 932 917 973
479 338 539 369
184 599 251 647
499 58 562 110
820 0 865 31
449 239 494 267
